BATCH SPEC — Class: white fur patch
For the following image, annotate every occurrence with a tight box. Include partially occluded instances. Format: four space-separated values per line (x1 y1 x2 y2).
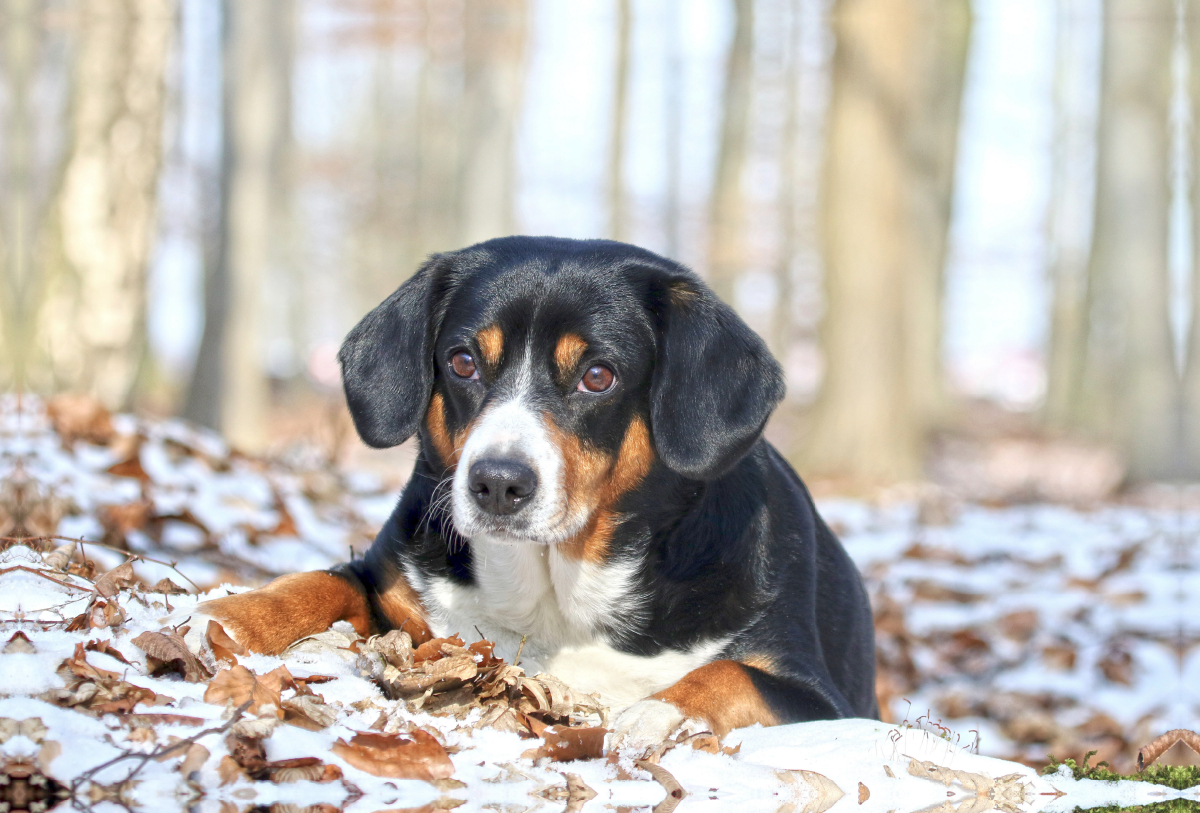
421 537 727 710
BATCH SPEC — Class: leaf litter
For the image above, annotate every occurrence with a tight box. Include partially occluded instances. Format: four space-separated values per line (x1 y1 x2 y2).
1 393 1196 811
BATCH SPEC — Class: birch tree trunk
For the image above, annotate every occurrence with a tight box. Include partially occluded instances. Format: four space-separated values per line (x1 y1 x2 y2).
1082 0 1177 478
800 0 968 482
35 0 172 408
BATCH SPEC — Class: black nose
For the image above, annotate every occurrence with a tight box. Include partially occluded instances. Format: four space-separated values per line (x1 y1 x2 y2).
468 459 538 515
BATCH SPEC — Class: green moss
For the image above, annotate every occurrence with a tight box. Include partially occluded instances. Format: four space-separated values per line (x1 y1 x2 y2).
1042 750 1200 791
1063 803 1200 813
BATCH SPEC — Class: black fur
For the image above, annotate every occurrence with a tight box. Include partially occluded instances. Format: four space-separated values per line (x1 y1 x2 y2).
340 236 878 722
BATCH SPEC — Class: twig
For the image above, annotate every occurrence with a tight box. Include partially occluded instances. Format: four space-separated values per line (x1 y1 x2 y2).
514 634 527 667
637 760 686 813
1138 729 1200 770
71 698 253 792
2 534 201 591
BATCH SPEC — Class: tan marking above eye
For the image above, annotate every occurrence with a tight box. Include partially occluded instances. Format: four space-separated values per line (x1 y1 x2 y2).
477 324 503 366
554 333 588 379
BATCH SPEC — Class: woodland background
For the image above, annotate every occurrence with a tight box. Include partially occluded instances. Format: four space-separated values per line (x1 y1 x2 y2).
2 0 1199 492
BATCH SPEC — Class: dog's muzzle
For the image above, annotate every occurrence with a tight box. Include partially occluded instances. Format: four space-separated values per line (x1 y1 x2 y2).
468 458 538 515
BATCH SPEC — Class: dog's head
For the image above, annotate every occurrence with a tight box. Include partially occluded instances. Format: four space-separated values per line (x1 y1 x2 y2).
339 237 783 556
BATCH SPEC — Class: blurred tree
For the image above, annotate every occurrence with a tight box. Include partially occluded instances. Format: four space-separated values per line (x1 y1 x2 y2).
607 0 632 242
460 0 527 247
706 0 754 306
32 0 172 408
184 0 293 450
801 0 969 482
1043 0 1099 434
1186 0 1200 476
1063 0 1178 479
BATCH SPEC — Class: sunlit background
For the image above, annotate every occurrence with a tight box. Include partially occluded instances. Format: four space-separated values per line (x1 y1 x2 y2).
4 0 1198 493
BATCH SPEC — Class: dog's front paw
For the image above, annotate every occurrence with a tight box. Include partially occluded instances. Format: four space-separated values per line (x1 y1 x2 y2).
606 699 688 756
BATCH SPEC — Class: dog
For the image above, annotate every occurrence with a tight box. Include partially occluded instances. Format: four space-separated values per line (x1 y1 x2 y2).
182 236 878 750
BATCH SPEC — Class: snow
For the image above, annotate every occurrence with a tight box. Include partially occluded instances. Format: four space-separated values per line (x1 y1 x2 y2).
1 395 1196 812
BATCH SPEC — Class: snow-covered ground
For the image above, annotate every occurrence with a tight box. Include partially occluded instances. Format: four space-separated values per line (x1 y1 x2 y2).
1 394 1197 812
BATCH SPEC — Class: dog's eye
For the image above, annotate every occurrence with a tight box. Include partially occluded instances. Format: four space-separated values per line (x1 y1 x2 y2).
450 351 479 380
577 365 615 393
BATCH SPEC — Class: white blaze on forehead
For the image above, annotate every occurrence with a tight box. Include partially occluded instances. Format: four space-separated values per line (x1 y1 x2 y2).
451 346 568 541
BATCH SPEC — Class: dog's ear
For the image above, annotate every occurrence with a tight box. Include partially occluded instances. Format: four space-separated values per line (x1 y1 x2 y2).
648 274 785 480
339 256 448 448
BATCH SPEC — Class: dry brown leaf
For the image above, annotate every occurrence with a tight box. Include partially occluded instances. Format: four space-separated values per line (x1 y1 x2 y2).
178 743 209 777
85 639 133 666
63 642 122 681
414 635 465 663
217 754 246 785
203 665 283 717
331 729 454 780
94 560 138 598
523 726 607 763
206 620 247 666
106 451 151 482
153 578 189 595
132 631 211 682
282 695 338 729
387 653 477 697
366 629 414 669
88 598 127 629
46 394 116 445
3 632 35 654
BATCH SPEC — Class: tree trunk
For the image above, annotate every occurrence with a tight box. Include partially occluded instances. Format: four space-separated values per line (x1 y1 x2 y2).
800 0 969 483
1043 0 1101 431
34 0 172 408
185 0 292 450
1082 0 1177 478
459 0 527 247
706 0 754 305
607 0 632 242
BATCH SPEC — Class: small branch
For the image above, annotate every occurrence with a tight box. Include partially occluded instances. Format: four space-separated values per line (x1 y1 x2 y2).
1138 729 1200 770
3 534 201 591
71 699 253 791
638 760 686 813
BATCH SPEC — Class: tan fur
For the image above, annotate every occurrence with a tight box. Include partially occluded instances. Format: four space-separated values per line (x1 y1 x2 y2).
653 659 781 737
554 333 588 380
668 279 698 306
549 416 654 563
425 393 459 468
373 562 433 644
478 324 503 367
200 572 374 656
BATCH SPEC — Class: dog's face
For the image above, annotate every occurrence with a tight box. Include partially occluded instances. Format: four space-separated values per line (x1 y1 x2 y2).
339 237 784 557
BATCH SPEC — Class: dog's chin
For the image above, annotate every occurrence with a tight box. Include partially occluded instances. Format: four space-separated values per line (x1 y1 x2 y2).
451 503 587 548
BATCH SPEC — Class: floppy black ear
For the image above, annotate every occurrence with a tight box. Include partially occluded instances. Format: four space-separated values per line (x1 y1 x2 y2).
339 258 444 448
649 275 785 480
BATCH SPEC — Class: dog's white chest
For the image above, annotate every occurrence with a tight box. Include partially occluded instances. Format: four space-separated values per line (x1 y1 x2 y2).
413 539 720 709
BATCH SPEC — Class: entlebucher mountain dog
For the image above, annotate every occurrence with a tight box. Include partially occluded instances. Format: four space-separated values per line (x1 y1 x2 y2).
183 236 878 751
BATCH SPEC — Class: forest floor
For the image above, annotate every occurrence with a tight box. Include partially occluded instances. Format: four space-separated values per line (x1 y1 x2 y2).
1 393 1197 813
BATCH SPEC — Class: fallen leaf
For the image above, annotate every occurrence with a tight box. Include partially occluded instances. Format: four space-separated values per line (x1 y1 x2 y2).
4 632 35 654
331 729 454 780
46 394 116 445
226 733 270 780
283 695 338 729
153 578 189 595
857 782 869 804
203 666 283 717
94 560 138 598
414 635 465 663
206 621 246 666
178 743 209 777
63 643 122 681
85 639 132 666
132 631 212 682
523 726 607 763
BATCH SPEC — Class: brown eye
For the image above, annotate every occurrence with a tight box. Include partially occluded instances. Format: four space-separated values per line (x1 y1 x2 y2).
577 364 615 393
450 351 478 379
